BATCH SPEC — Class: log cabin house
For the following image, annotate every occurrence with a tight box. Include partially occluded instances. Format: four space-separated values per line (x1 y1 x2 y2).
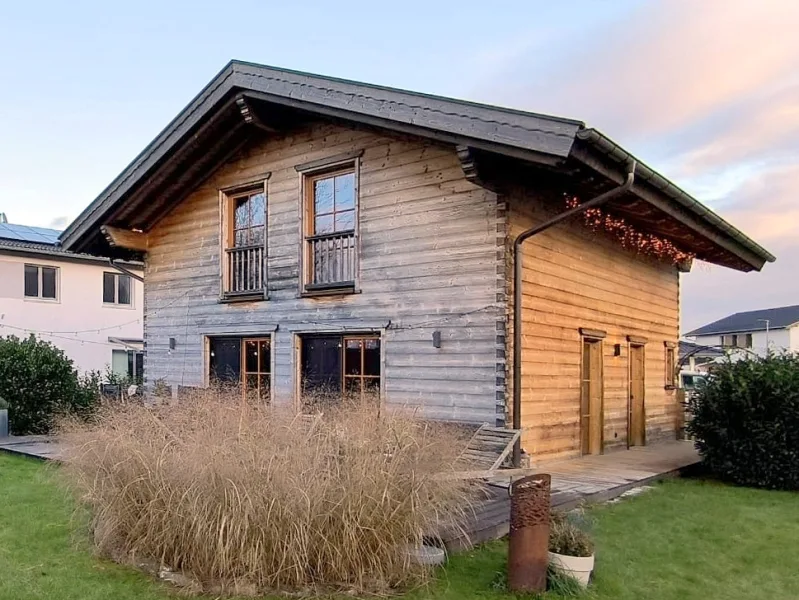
60 61 773 461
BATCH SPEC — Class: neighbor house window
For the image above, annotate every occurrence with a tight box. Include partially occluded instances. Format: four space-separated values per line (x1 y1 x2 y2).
208 336 271 402
103 272 132 305
220 181 268 298
111 349 143 381
298 156 359 292
24 264 57 300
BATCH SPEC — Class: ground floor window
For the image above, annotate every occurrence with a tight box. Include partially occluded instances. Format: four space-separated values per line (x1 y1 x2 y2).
111 349 144 383
300 333 381 405
208 336 271 401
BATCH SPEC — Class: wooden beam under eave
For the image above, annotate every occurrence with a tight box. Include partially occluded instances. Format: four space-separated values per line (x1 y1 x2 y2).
235 95 277 132
101 225 148 252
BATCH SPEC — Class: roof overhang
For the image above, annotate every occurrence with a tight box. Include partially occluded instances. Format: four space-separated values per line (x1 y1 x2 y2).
59 61 774 272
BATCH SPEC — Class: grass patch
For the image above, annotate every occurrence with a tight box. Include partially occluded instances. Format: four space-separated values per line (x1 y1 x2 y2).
3 452 799 599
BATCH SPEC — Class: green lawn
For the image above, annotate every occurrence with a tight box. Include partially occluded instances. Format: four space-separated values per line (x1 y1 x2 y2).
1 452 798 600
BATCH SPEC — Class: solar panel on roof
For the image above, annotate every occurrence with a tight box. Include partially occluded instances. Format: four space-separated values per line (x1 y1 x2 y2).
0 223 62 245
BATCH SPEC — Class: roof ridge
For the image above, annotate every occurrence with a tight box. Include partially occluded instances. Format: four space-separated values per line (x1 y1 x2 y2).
234 66 579 139
230 60 584 127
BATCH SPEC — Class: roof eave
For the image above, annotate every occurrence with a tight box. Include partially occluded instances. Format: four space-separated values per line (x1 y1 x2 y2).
573 128 775 272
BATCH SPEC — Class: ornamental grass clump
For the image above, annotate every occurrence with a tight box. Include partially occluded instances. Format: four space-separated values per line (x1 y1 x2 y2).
60 391 476 595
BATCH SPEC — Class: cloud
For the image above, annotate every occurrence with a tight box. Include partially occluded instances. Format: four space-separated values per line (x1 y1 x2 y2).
48 216 71 229
471 0 799 331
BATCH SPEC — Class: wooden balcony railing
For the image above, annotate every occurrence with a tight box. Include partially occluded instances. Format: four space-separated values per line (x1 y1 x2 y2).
225 245 265 295
307 230 356 289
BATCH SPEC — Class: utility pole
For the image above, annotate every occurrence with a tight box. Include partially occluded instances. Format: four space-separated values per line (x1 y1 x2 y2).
757 319 770 354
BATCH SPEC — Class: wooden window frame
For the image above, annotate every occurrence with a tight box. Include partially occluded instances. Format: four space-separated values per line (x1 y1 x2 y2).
242 337 272 403
218 175 270 302
664 341 677 390
296 151 363 296
292 330 384 408
23 263 59 302
203 333 275 403
103 271 133 307
343 335 381 403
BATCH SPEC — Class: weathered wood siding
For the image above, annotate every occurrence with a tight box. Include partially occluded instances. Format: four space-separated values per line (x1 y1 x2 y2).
143 121 505 424
505 187 681 460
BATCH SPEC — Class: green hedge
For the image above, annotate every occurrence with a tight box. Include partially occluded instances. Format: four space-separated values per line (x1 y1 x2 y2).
0 335 101 435
687 353 799 490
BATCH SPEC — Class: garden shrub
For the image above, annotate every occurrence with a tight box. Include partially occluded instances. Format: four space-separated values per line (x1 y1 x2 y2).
61 392 478 595
0 335 101 434
687 353 799 490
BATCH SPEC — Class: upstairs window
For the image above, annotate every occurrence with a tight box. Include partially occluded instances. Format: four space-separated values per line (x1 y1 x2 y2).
221 182 268 298
103 272 131 305
24 265 57 300
297 153 361 293
664 342 677 388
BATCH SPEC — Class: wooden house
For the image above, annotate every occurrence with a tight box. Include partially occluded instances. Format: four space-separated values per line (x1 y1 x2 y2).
60 61 773 460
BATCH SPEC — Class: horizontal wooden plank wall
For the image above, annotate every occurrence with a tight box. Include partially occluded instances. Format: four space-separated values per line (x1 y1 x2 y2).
143 120 504 424
504 186 680 460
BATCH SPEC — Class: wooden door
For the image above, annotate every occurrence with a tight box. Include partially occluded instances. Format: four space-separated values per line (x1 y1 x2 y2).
580 338 604 455
628 344 646 446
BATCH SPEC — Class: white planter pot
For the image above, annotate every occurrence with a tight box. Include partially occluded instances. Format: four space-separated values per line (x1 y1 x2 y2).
549 551 594 587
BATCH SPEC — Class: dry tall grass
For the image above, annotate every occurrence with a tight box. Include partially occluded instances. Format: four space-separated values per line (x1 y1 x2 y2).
60 391 478 595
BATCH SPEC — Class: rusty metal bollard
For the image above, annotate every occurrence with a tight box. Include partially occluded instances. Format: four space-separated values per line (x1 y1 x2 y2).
507 473 551 593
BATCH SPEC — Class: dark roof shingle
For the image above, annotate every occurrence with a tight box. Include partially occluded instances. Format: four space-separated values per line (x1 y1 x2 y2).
687 305 799 336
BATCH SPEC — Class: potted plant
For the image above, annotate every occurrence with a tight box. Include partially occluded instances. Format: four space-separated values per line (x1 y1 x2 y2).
548 511 595 587
0 396 8 438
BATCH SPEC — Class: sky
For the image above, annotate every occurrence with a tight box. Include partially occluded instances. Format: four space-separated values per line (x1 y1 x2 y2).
1 0 796 332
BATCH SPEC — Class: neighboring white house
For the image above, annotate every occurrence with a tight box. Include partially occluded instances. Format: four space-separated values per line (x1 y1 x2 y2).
685 304 799 356
0 218 144 377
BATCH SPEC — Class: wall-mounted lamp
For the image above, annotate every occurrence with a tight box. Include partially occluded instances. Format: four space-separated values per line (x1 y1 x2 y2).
169 337 176 350
432 331 442 348
613 343 622 356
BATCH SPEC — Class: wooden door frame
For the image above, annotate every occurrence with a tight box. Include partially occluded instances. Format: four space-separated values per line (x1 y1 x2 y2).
626 336 647 448
579 328 605 456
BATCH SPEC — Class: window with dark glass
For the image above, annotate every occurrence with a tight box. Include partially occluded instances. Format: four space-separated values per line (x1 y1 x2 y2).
304 168 357 290
300 334 380 405
223 187 267 296
24 264 57 299
208 336 271 402
103 272 131 305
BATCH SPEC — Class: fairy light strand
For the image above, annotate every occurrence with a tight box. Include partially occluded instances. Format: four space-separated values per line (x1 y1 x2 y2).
565 195 695 264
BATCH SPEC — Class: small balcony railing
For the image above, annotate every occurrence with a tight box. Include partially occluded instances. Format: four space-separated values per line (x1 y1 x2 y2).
225 245 265 295
306 230 356 289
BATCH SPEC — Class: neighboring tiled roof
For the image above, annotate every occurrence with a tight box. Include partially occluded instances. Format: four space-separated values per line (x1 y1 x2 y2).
0 224 142 266
686 305 799 336
678 340 725 360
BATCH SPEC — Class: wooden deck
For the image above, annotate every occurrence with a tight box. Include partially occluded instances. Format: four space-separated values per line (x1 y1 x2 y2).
0 435 62 460
445 441 699 549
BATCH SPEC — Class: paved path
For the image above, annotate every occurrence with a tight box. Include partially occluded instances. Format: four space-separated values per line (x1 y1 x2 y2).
0 435 64 460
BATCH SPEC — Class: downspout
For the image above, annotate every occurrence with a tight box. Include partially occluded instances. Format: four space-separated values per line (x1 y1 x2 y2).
108 259 144 283
511 160 636 466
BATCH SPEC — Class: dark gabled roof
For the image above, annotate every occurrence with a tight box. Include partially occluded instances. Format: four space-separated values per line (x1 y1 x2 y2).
59 60 775 272
686 305 799 336
678 340 725 360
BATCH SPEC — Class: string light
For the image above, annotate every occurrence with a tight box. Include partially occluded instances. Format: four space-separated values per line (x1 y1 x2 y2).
565 195 695 264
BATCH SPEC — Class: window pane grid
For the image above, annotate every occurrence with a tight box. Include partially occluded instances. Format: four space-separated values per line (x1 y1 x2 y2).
242 338 271 402
24 265 57 300
305 168 357 288
343 337 380 401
